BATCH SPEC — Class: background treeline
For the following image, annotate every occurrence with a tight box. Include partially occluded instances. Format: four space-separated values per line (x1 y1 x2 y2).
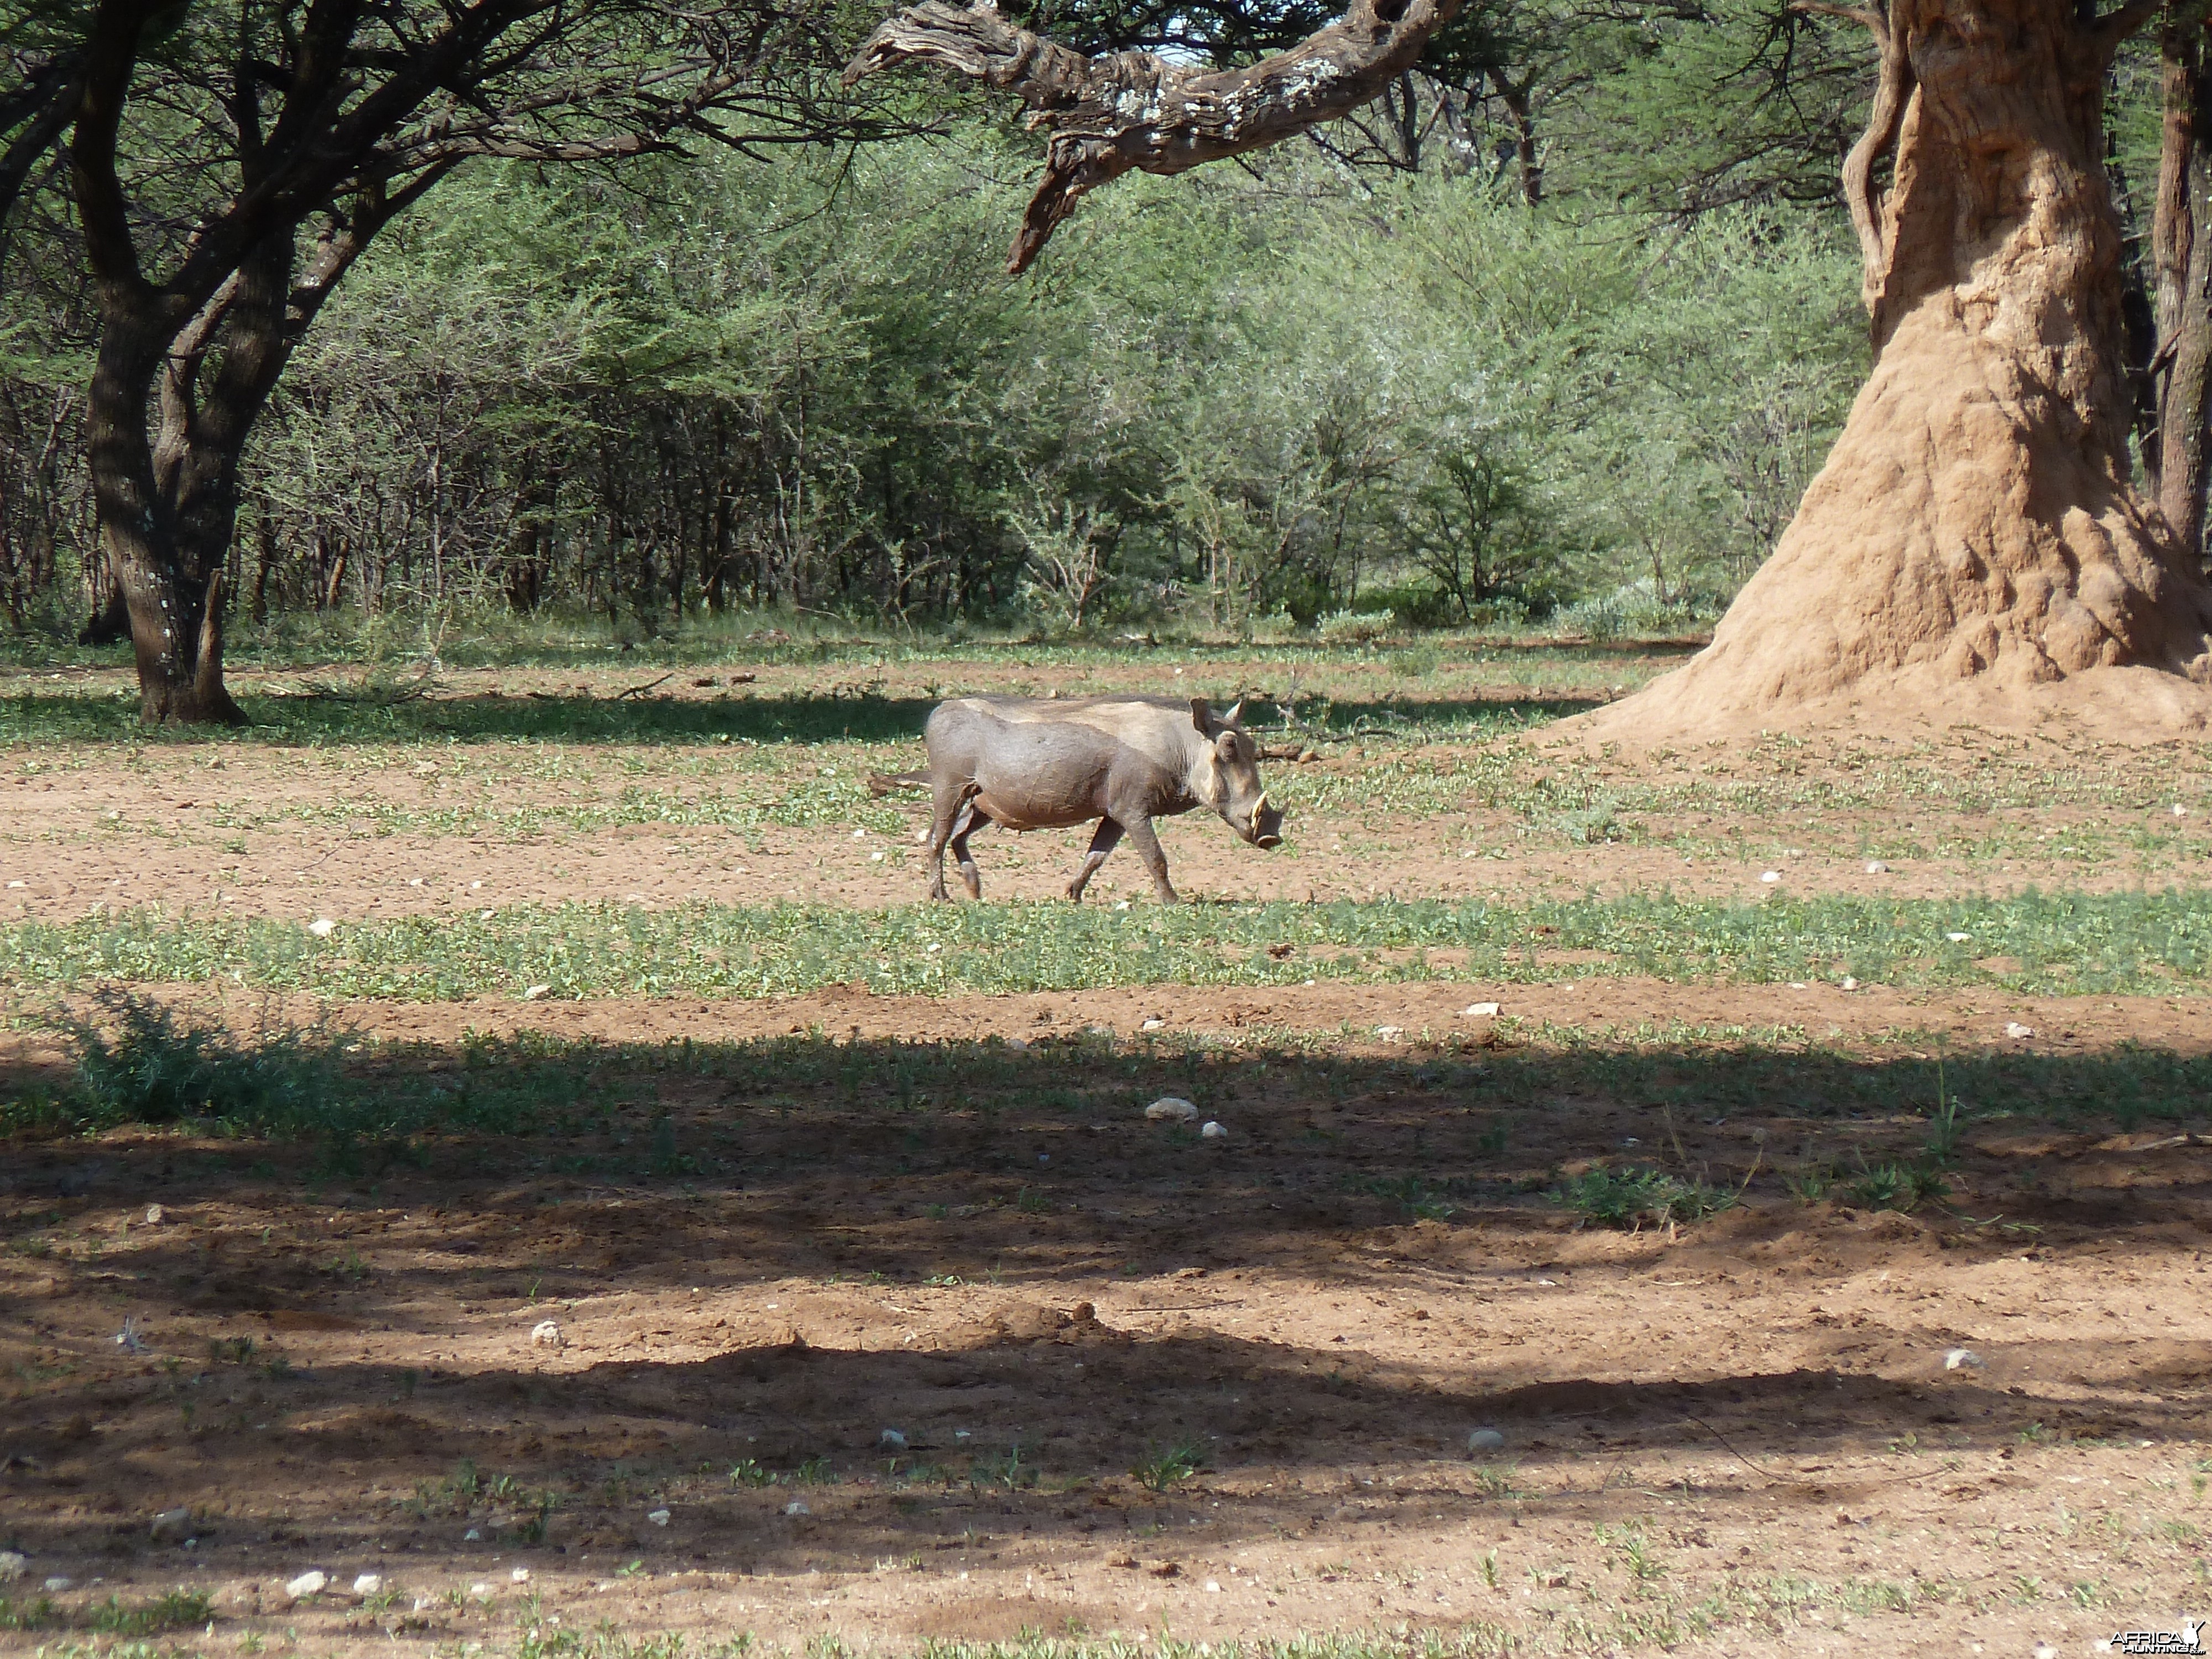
24 1 2151 643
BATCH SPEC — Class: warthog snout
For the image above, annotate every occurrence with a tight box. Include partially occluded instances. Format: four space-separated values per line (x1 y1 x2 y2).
1251 792 1284 848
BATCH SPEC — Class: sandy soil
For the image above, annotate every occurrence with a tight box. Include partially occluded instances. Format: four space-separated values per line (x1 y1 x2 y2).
1 659 2209 1656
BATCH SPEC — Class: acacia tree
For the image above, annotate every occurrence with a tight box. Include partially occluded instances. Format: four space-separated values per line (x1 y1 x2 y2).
11 0 862 723
851 0 2212 728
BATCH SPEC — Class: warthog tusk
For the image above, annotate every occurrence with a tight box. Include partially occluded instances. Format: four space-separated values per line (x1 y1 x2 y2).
1255 792 1270 817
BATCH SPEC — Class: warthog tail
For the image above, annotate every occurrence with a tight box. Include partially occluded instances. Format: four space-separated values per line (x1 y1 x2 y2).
867 770 931 797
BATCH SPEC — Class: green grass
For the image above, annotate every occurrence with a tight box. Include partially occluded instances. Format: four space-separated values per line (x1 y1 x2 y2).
6 889 2212 1002
1551 1166 1735 1229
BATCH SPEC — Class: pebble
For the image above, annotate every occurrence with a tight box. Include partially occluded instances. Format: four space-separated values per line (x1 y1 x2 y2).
284 1570 327 1603
1201 1120 1228 1141
1141 1018 1166 1031
2005 1022 2034 1040
1204 1579 1223 1593
0 1552 22 1583
43 1577 70 1593
143 1204 164 1226
463 1528 481 1541
1373 1025 1402 1039
1944 1348 1985 1371
1840 977 1859 990
646 1509 671 1527
530 1319 564 1348
1462 1002 1501 1018
1759 870 1780 884
1945 931 1970 943
510 1567 530 1584
1468 1428 1507 1453
149 1507 192 1544
352 1573 383 1595
1864 860 1888 874
308 917 336 937
879 1428 909 1451
2034 1644 2059 1659
523 983 552 1000
469 1582 494 1600
1145 1097 1199 1123
785 1501 810 1516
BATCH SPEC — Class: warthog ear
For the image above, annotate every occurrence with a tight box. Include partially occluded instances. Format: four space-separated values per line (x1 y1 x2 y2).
1189 696 1214 733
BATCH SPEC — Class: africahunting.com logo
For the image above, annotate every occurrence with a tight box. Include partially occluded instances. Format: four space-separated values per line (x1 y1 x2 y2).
2105 1619 2206 1656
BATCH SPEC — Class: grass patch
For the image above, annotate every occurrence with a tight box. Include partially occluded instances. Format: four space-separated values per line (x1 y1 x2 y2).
1551 1165 1735 1230
4 889 2212 1003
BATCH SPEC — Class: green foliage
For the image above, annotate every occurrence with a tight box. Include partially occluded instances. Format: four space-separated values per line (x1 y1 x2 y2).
1551 1165 1734 1230
1131 1440 1207 1491
65 993 341 1131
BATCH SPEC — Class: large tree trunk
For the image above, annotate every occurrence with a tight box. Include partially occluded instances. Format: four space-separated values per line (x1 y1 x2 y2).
2155 8 2212 562
1594 0 2212 737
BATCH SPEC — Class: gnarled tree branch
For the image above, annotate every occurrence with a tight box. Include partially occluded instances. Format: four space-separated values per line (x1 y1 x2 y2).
845 0 1460 273
1792 0 1910 332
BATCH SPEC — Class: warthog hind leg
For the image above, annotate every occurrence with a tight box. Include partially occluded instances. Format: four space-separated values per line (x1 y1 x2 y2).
948 802 989 899
1066 817 1124 900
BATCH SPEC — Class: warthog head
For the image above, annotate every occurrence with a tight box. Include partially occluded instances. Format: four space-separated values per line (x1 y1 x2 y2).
1193 698 1284 849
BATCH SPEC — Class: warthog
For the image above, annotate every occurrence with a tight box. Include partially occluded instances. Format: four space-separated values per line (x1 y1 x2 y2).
873 695 1284 904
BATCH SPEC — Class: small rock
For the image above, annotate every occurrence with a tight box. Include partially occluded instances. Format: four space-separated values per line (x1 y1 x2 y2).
143 1204 164 1226
852 828 867 840
1944 1348 1985 1371
510 1567 530 1584
1468 1428 1507 1454
463 1528 481 1541
1141 1018 1166 1031
1462 1002 1501 1018
2033 1645 2058 1659
1373 1025 1402 1039
1204 1579 1223 1593
469 1582 494 1600
149 1507 192 1544
523 983 552 1000
1840 976 1859 990
2173 804 2189 818
1200 1120 1228 1141
530 1319 563 1349
879 1428 908 1451
352 1573 383 1595
43 1577 71 1593
1145 1097 1199 1123
646 1508 671 1527
2005 1022 2034 1040
307 917 337 938
1006 1037 1027 1051
785 1501 809 1517
1759 870 1781 884
1945 931 1971 943
0 1551 24 1583
1864 860 1888 874
284 1570 327 1602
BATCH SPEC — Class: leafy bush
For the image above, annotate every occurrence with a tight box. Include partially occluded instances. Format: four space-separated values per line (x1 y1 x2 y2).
66 994 341 1133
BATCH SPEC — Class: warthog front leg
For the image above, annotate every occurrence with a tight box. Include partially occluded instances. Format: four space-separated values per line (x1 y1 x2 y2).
1120 813 1179 905
926 781 980 901
1066 817 1124 900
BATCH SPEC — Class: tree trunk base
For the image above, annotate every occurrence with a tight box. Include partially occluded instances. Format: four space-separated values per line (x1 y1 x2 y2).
1579 292 2212 747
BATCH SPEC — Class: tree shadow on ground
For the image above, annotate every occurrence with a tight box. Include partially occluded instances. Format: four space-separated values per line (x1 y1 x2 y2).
2 1027 2208 1576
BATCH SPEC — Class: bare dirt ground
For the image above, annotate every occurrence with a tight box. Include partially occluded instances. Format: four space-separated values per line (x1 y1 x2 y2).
2 652 2210 1657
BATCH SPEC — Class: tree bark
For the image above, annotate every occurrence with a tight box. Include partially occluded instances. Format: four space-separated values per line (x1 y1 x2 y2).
1598 0 2212 734
846 0 1461 272
2156 8 2212 564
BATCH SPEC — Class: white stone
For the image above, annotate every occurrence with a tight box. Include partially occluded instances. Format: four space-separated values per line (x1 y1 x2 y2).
352 1574 383 1595
785 1501 809 1516
509 1567 530 1583
143 1204 164 1226
463 1528 481 1541
1865 860 1888 874
1141 1018 1166 1031
1759 871 1780 884
0 1552 24 1583
1468 1428 1507 1453
523 984 551 1000
1944 1348 1985 1371
43 1577 70 1593
1201 1121 1228 1141
1204 1580 1223 1593
646 1508 671 1527
284 1571 327 1602
1840 977 1859 991
1946 932 1970 943
879 1428 908 1451
469 1582 494 1600
149 1507 192 1543
308 917 336 937
530 1319 563 1348
1462 1002 1501 1018
1145 1097 1199 1123
1373 1025 1402 1039
2005 1022 2034 1040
